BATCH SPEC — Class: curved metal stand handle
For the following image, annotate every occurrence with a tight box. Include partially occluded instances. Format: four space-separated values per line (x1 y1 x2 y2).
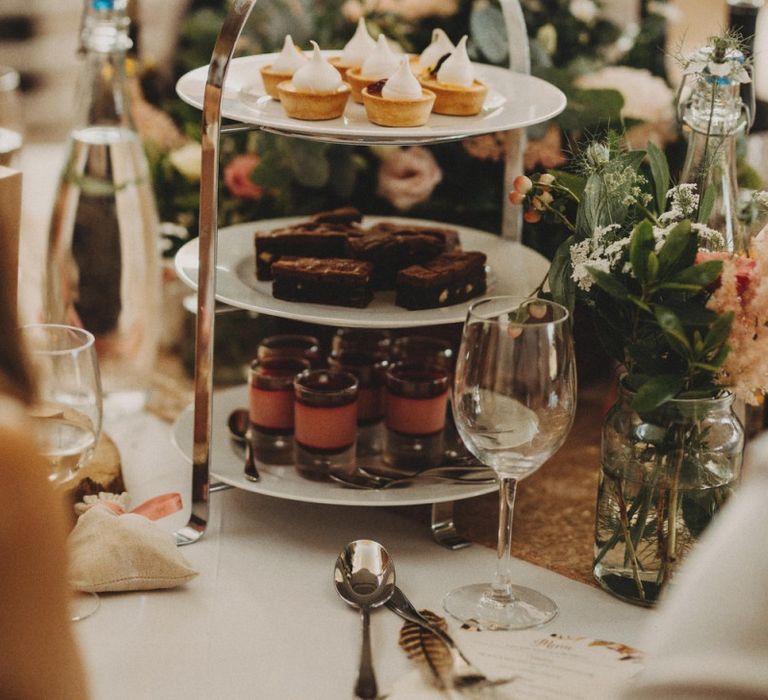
499 0 531 242
175 0 260 545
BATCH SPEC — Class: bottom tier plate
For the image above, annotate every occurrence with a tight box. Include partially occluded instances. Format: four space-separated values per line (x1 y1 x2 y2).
171 385 497 507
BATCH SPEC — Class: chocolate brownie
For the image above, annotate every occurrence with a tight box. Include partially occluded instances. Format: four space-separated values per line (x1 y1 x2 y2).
346 228 447 290
395 251 487 310
366 222 461 252
271 257 374 308
309 207 363 225
254 222 359 281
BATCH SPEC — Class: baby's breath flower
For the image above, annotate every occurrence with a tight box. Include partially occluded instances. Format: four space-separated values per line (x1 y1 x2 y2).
691 223 725 250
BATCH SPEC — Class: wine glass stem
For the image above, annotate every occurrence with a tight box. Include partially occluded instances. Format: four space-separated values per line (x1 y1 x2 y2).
492 476 518 603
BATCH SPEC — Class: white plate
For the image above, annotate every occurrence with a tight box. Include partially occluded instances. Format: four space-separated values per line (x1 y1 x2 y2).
171 385 497 507
175 52 566 145
175 216 550 328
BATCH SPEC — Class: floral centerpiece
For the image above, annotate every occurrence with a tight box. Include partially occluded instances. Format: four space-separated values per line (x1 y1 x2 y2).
511 123 768 602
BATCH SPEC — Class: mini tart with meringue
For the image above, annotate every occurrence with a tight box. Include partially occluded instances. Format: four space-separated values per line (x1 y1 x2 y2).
329 17 375 80
418 35 487 116
346 34 400 103
277 41 351 120
362 58 435 127
260 35 307 100
417 75 487 115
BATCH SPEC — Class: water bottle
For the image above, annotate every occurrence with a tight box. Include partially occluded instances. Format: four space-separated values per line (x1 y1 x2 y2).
46 0 161 416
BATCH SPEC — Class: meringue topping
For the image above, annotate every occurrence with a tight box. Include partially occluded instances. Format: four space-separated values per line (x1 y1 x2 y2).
382 56 423 100
419 28 454 70
360 34 400 79
291 41 343 93
436 35 474 88
270 34 308 75
341 17 375 68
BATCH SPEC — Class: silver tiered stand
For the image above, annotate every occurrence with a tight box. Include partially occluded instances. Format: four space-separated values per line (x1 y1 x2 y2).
174 0 555 546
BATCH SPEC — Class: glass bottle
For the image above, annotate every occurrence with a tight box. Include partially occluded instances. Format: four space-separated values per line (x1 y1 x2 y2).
46 0 161 416
678 47 750 252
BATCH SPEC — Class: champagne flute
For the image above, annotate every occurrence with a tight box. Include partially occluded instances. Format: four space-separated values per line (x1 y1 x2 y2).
22 323 103 621
444 296 576 630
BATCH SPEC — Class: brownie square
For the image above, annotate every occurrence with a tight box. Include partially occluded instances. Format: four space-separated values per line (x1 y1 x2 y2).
271 257 374 308
366 222 461 252
254 222 358 281
346 228 446 290
309 207 363 225
395 251 487 310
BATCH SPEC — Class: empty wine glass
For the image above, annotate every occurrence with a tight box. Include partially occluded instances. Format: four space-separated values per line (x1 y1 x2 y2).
22 323 103 621
444 296 576 630
0 66 23 168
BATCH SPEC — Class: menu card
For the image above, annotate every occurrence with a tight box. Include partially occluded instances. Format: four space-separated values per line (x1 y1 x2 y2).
388 629 642 699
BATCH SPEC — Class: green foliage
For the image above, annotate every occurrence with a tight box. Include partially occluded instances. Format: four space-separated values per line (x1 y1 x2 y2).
555 141 734 411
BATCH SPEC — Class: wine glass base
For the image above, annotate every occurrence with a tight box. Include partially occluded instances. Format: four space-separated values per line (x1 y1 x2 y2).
442 583 557 631
70 591 100 622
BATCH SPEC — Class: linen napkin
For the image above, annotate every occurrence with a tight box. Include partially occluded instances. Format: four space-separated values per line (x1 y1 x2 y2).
68 503 198 593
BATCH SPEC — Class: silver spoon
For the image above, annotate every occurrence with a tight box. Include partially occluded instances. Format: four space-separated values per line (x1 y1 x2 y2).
329 467 495 490
334 540 396 699
227 408 260 482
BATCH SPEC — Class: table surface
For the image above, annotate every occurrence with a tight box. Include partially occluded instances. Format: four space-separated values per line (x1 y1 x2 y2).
71 407 656 700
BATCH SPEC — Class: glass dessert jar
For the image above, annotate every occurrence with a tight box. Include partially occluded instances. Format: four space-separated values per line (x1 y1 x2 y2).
293 369 358 480
384 362 450 471
257 334 323 368
328 350 388 456
248 357 309 464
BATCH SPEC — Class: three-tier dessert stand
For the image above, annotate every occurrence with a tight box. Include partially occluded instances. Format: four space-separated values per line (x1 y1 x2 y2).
172 0 566 546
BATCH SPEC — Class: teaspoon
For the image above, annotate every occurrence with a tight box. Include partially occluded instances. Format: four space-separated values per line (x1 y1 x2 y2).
334 540 396 699
227 408 260 482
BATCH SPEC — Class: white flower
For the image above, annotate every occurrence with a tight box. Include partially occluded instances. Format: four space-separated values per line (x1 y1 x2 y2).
659 183 699 223
683 46 751 85
575 67 676 148
569 0 598 24
570 226 631 291
169 142 202 182
692 223 725 250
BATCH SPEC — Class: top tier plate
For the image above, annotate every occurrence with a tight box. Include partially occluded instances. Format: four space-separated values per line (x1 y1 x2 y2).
175 51 566 145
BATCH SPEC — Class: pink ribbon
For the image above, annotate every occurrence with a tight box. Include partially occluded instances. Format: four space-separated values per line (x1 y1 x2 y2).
97 493 183 520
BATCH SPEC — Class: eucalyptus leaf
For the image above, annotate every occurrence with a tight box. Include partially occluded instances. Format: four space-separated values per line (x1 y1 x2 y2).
647 141 670 214
657 220 695 276
469 3 508 64
631 375 685 412
549 237 576 312
629 220 655 284
587 267 629 300
654 306 691 358
699 186 716 224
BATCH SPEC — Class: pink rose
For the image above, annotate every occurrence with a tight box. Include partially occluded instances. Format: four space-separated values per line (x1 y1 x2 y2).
376 147 442 211
224 154 265 200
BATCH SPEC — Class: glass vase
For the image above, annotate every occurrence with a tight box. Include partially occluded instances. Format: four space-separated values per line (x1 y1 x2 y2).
593 383 743 606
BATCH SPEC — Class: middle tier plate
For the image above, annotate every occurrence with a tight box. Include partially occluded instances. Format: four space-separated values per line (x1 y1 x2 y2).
171 385 497 507
174 216 550 328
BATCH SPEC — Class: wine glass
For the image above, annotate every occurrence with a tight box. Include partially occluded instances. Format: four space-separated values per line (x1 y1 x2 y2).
0 66 23 168
22 323 103 621
444 296 576 630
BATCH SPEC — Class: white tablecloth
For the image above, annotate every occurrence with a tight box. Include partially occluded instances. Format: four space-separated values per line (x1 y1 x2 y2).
72 409 656 700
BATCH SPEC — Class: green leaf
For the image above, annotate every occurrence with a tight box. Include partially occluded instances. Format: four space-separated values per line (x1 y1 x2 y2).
548 237 576 312
657 220 695 276
629 220 655 283
647 141 670 214
669 260 723 288
655 306 691 357
703 311 734 353
628 295 652 313
631 375 685 412
587 267 629 299
575 173 606 239
699 186 716 224
647 251 659 281
549 169 586 199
